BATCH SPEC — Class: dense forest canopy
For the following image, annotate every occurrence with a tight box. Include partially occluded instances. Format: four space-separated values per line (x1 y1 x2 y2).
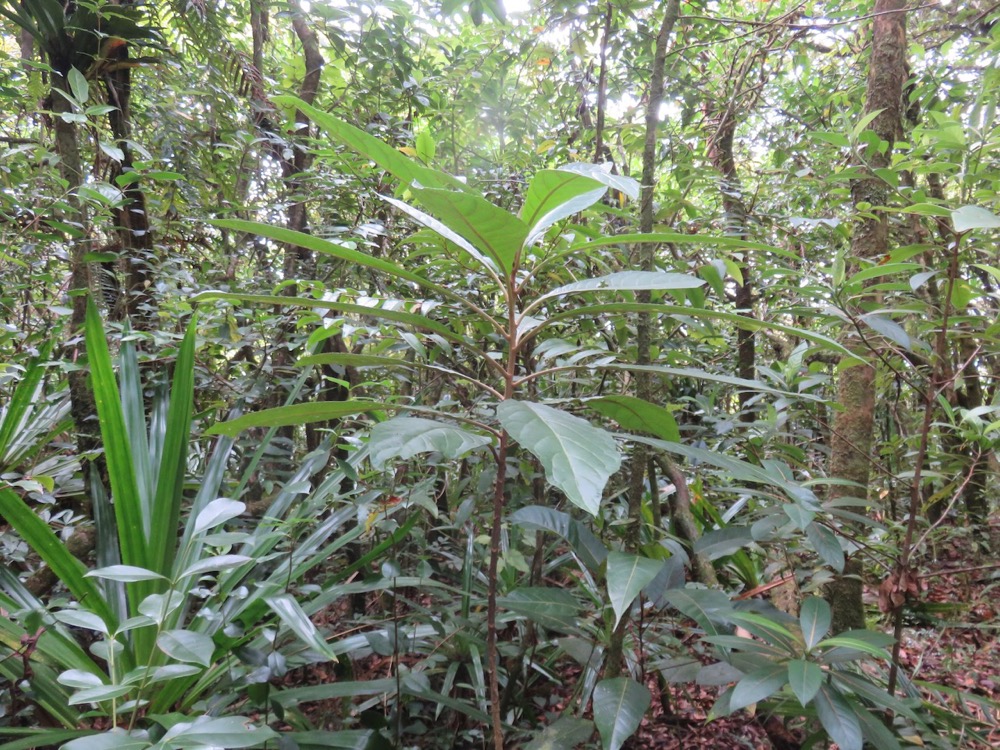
0 0 998 748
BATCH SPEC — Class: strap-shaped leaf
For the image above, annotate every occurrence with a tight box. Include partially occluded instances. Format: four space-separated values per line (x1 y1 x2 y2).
0 489 114 627
273 95 467 192
497 400 620 515
205 401 383 437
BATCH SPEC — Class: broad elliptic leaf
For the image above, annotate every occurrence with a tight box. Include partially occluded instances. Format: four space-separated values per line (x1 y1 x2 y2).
592 677 651 750
729 663 788 711
787 659 823 706
508 505 608 571
520 169 606 246
157 629 215 667
499 587 584 633
497 400 620 515
661 587 732 636
159 716 278 748
806 522 845 572
586 395 680 442
85 565 166 583
814 684 863 750
192 498 245 535
606 552 664 626
799 597 832 652
523 716 595 750
558 162 640 199
62 729 152 750
538 271 703 302
369 416 491 469
951 204 1000 233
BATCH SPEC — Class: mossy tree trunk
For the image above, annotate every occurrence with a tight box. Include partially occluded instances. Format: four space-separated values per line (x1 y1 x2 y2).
827 0 908 634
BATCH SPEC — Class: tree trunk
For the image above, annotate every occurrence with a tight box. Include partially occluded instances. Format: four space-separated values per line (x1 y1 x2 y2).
827 0 908 634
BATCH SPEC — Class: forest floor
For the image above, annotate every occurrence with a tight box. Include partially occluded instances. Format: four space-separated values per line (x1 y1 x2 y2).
312 522 1000 749
623 522 1000 750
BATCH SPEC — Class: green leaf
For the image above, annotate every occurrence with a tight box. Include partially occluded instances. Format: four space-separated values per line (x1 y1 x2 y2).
787 659 823 706
157 629 215 667
799 597 831 652
557 163 639 199
498 587 584 633
369 417 491 468
508 505 608 571
729 663 788 711
204 401 382 437
205 220 449 297
694 527 753 560
806 522 845 572
86 299 146 572
407 187 528 274
67 684 134 705
85 565 166 583
67 67 89 103
592 677 650 750
415 129 435 163
297 353 413 370
266 594 337 660
523 716 595 750
61 729 152 750
538 271 703 303
814 685 863 750
179 554 254 579
661 588 731 637
585 395 679 442
606 552 663 626
0 489 115 628
951 204 1000 233
158 716 277 748
816 634 892 660
496 400 621 515
274 95 466 192
191 498 245 535
520 169 607 246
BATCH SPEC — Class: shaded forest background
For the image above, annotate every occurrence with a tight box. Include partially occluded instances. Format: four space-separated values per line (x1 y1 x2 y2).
0 0 998 748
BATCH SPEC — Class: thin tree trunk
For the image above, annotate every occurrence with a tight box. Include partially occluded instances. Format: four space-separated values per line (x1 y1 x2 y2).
827 0 908 635
605 0 682 682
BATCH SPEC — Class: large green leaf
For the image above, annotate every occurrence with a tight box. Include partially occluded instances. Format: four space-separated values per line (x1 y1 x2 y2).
520 170 606 246
729 663 788 711
158 716 277 748
787 659 823 706
273 95 467 192
496 400 620 515
806 522 845 572
369 416 491 468
498 587 584 633
799 597 831 652
407 187 528 274
661 588 731 637
536 271 703 303
61 729 152 750
951 204 1000 232
814 685 863 750
592 677 650 750
523 716 595 750
585 395 679 442
508 505 607 571
606 552 663 626
557 163 639 199
205 402 382 437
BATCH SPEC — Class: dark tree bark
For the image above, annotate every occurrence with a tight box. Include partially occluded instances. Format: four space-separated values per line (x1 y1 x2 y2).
828 0 908 635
